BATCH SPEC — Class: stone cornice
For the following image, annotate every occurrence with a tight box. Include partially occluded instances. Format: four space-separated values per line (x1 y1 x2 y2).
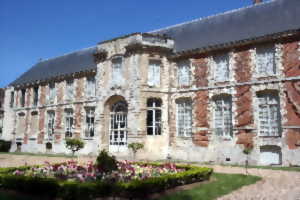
125 43 173 57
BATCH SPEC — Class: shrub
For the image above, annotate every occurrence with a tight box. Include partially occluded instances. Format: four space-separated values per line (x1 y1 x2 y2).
65 138 84 156
95 149 118 173
0 140 11 152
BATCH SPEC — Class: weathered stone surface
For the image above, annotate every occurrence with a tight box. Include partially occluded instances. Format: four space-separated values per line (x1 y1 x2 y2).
235 86 253 127
193 58 209 87
284 81 300 126
286 129 300 149
39 85 46 106
234 48 252 82
38 109 45 144
236 131 254 148
282 41 300 77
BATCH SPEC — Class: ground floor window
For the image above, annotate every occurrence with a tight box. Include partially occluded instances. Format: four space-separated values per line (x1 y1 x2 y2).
110 101 127 145
85 107 95 138
147 98 162 135
176 98 192 137
65 109 74 138
257 91 281 137
213 95 232 137
47 111 55 138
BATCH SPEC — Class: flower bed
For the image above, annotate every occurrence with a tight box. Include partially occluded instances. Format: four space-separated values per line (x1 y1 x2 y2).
0 161 213 200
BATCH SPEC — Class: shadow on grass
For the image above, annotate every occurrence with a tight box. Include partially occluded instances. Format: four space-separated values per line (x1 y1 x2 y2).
157 173 261 200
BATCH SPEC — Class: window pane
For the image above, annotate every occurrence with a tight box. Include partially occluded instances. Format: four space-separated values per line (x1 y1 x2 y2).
256 45 275 76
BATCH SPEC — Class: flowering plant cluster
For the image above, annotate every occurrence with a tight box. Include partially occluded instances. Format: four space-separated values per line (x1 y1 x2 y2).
12 160 184 183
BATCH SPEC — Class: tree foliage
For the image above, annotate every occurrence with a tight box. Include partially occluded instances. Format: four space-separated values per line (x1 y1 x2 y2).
65 138 85 156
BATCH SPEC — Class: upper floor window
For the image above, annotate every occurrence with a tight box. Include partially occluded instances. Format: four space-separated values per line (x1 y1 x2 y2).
86 77 96 97
65 109 74 138
10 91 14 108
176 98 192 137
256 44 276 76
148 60 161 87
66 80 74 100
112 57 123 85
177 61 191 87
49 83 56 103
214 53 229 82
47 111 55 138
147 98 162 135
20 89 26 107
257 91 281 137
85 107 95 138
213 95 232 138
33 87 39 107
0 114 3 137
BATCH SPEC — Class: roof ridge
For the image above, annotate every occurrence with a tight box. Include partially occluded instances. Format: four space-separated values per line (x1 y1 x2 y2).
37 46 96 64
149 0 276 33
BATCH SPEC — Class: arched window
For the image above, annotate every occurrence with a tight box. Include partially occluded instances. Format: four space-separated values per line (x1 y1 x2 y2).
147 98 162 135
110 100 128 145
257 91 281 137
213 95 232 137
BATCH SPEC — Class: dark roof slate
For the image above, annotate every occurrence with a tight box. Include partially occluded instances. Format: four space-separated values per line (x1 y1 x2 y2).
11 47 97 86
152 0 300 52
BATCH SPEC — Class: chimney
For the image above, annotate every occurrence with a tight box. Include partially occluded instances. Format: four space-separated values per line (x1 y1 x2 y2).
253 0 262 4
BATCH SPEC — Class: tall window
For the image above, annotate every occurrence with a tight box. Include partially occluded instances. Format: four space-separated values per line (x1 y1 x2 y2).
66 80 74 100
147 98 162 135
176 99 192 137
49 83 56 103
214 53 229 82
177 61 191 87
85 107 95 138
148 60 161 87
10 91 14 108
86 77 96 97
47 111 55 138
33 87 39 107
112 57 123 85
257 91 281 137
20 89 26 107
256 44 276 76
214 95 232 137
65 109 74 138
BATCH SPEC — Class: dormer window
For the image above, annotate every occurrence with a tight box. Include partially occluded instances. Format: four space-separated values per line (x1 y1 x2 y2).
148 60 161 87
177 61 191 87
214 53 229 82
256 44 276 76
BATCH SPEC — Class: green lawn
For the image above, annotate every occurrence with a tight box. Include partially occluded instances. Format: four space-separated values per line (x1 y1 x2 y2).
157 173 261 200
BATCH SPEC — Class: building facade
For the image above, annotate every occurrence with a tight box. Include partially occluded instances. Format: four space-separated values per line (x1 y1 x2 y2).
2 0 300 166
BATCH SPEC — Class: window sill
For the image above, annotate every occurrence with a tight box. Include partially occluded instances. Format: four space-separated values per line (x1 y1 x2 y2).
83 138 94 141
259 136 281 138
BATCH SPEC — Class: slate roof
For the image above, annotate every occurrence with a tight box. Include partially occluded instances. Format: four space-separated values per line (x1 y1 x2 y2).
11 47 97 86
10 0 300 86
152 0 300 52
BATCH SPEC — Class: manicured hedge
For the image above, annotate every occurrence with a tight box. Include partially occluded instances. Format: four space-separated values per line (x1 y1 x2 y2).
0 163 213 200
0 140 11 152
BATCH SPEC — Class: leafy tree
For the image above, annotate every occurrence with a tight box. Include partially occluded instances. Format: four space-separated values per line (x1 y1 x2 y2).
128 142 144 160
65 138 85 157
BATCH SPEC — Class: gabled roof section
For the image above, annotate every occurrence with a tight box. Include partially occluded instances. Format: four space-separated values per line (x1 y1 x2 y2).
11 47 97 86
151 0 300 52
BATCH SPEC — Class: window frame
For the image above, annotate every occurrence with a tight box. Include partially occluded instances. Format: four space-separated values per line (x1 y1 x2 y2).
85 107 95 138
255 44 276 77
146 98 162 136
48 82 56 104
111 57 123 86
147 60 161 87
20 89 26 107
213 95 233 138
65 109 74 138
177 61 191 87
176 98 193 137
257 91 281 137
86 76 96 98
46 111 55 138
213 53 230 82
10 91 14 108
33 87 39 107
66 80 74 100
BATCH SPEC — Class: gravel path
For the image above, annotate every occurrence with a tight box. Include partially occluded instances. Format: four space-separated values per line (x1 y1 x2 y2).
0 154 299 200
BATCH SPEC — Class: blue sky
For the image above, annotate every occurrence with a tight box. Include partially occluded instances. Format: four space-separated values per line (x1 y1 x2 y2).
0 0 250 88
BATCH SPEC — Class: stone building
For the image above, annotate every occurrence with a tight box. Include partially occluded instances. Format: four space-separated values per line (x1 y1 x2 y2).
2 0 300 165
0 88 4 138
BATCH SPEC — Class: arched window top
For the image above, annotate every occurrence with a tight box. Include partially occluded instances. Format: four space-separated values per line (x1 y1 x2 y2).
212 93 231 101
111 100 128 113
175 97 192 104
147 98 162 108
